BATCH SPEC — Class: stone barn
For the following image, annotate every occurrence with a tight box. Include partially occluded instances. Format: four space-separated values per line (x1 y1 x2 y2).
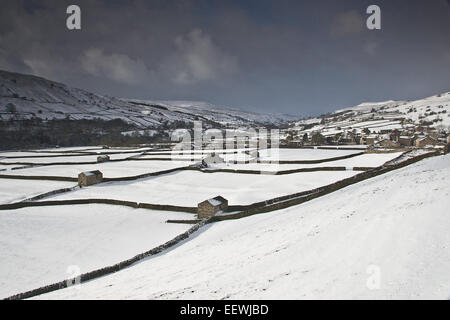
97 155 110 163
201 153 225 167
197 196 228 219
78 170 103 186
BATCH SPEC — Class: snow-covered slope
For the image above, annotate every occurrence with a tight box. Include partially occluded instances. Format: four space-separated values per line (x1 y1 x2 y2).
335 100 403 114
292 93 450 142
38 153 450 299
0 204 192 298
335 93 450 128
124 99 297 127
0 70 297 128
294 92 450 130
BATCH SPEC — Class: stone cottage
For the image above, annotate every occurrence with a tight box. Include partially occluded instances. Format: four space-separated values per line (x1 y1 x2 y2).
97 155 110 163
78 170 103 186
377 139 400 148
415 136 438 148
398 136 415 147
364 135 378 145
197 196 228 219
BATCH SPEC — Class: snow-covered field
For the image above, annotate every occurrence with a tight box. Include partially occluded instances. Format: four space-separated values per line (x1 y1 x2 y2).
32 146 104 152
258 148 361 161
0 152 144 164
139 154 208 160
3 160 189 178
314 145 368 149
44 170 359 206
139 152 254 162
0 179 76 204
0 151 86 158
0 204 193 298
0 164 24 171
146 148 255 155
1 146 447 300
81 148 151 154
2 149 400 178
37 153 450 299
211 152 403 171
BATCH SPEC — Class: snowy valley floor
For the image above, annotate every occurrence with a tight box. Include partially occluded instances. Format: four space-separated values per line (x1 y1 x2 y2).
36 153 450 299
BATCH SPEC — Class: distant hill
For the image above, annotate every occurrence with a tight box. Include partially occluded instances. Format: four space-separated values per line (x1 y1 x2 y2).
0 70 298 128
293 91 450 132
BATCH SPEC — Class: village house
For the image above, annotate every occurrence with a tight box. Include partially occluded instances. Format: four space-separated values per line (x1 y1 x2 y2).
398 136 415 147
364 135 378 145
390 129 401 142
78 170 103 186
197 196 228 219
97 155 110 163
377 139 400 148
156 143 175 150
415 136 439 148
285 140 303 147
337 131 357 145
415 125 426 133
427 131 439 140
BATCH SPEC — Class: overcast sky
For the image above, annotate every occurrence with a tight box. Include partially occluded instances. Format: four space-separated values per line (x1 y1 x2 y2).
1 0 449 116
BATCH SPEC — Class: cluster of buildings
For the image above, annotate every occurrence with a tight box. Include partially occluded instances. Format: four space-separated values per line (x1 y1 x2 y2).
362 126 449 148
282 124 450 149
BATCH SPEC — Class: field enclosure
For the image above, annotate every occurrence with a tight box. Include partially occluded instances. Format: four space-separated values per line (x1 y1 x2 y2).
0 145 414 298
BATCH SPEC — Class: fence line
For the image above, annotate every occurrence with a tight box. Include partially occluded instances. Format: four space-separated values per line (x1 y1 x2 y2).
0 198 197 214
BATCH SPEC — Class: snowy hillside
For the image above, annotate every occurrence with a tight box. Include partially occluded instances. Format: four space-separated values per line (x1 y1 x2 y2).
337 93 450 128
0 70 297 128
37 153 450 299
292 92 450 136
335 100 403 114
124 99 297 127
0 204 192 298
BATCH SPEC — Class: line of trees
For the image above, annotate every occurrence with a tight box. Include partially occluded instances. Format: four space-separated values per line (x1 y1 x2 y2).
0 117 168 150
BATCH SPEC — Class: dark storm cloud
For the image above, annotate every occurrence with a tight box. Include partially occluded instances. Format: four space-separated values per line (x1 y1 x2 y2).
0 0 449 116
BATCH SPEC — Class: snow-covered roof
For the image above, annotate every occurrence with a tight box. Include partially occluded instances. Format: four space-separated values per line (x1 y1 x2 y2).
417 136 437 142
81 170 102 176
207 199 222 206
